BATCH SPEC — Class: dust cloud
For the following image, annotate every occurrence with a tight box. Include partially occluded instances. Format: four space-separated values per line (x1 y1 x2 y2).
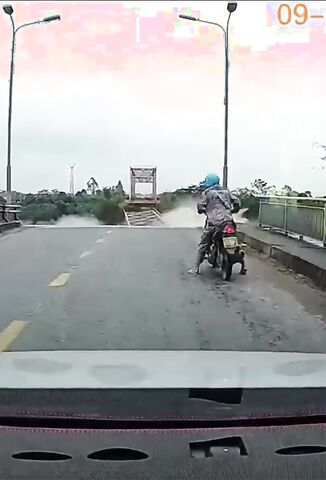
234 210 249 225
54 215 101 227
161 199 203 228
161 198 248 228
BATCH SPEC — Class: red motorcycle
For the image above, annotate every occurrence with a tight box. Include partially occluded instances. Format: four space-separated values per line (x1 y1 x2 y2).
205 220 246 281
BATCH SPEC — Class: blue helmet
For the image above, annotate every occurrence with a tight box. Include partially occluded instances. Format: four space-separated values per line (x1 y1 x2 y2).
200 173 220 189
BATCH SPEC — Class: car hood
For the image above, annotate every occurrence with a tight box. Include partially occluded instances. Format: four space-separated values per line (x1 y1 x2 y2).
0 350 326 389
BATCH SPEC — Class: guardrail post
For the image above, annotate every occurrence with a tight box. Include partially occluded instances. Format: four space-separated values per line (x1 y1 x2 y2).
0 205 4 223
284 198 288 236
323 203 326 248
3 205 9 223
258 198 262 227
255 195 326 246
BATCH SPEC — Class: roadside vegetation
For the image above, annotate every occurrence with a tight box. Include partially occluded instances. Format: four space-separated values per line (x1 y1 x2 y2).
8 181 126 225
157 178 318 220
2 178 321 224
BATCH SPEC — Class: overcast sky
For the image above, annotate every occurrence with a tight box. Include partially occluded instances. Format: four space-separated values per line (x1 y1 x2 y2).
1 1 326 194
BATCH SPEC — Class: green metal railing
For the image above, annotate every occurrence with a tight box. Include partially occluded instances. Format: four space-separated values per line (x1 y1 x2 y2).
258 197 326 247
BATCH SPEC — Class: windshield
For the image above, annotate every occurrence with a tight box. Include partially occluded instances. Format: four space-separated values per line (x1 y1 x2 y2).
0 1 325 370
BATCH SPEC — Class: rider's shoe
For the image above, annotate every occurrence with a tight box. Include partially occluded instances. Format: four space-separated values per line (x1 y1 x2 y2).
188 266 200 275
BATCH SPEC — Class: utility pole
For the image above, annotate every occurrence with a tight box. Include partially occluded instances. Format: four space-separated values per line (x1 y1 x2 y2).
2 4 61 203
179 3 237 188
69 163 76 195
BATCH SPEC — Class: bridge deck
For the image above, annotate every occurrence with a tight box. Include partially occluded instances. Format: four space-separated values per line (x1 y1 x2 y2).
0 225 325 352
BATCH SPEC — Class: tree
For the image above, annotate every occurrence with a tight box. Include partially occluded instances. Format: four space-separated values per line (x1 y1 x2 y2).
37 189 51 195
114 180 125 201
298 191 312 198
65 203 77 216
87 177 99 195
232 186 260 219
278 185 293 196
57 191 69 202
55 200 66 216
102 187 112 200
251 179 275 196
75 190 89 202
23 193 35 205
21 203 59 224
93 199 124 225
18 185 126 225
158 192 178 212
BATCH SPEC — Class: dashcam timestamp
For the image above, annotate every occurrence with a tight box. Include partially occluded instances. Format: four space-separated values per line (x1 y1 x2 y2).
268 2 325 27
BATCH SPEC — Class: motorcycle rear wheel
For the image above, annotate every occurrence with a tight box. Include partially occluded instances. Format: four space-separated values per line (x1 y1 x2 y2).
221 253 233 281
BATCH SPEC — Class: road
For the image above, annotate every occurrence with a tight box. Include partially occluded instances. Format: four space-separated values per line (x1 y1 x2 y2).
0 225 326 352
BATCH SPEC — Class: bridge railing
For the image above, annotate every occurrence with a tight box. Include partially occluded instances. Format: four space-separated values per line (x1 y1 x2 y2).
0 204 21 224
258 196 326 247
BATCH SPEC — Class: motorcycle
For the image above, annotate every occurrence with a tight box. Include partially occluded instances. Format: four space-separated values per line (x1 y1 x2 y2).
205 218 247 281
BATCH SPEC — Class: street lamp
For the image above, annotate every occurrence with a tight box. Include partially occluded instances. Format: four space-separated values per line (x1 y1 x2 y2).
2 5 61 203
179 2 237 188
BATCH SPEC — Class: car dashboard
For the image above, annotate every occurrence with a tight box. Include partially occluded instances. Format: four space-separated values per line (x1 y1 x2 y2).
0 387 325 479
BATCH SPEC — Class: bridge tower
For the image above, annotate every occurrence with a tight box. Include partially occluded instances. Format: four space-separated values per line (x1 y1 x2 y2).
129 167 158 207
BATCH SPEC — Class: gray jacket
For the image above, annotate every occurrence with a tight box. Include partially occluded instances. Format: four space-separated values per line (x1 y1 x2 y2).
197 185 240 227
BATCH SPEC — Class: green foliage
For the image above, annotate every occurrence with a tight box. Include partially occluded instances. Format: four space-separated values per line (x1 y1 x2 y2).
23 193 36 205
14 178 322 226
114 180 125 201
250 179 276 196
233 179 318 219
55 200 66 216
156 184 199 214
93 199 124 225
21 203 59 224
231 187 260 219
158 192 178 213
102 187 112 200
102 181 126 203
19 182 126 225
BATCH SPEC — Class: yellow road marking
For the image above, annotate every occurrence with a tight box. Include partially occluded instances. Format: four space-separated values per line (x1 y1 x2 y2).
48 272 70 287
0 320 28 352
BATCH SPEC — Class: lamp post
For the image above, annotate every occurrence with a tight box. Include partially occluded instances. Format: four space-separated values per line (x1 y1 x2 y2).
179 2 237 188
2 5 60 203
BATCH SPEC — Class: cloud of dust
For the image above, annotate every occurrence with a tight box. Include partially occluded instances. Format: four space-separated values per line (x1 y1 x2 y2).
233 209 249 225
162 198 203 228
54 215 101 227
161 198 249 228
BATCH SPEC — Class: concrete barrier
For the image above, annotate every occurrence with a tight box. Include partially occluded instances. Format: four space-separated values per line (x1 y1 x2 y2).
237 226 326 290
271 246 326 289
0 221 21 233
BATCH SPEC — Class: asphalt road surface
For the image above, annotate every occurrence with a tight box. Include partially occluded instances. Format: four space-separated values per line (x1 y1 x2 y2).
0 225 326 353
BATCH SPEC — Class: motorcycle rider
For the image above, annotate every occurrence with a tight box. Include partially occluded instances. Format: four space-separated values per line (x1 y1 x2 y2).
188 173 242 275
